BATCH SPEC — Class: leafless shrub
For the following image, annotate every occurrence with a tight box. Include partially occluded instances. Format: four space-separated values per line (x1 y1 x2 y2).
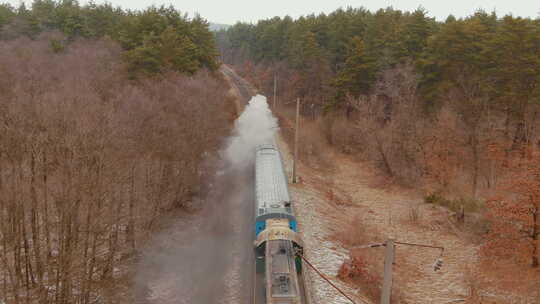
0 33 231 304
408 205 421 224
463 266 482 302
274 107 333 171
335 214 409 304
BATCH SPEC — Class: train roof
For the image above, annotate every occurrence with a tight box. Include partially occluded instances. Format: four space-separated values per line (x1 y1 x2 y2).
266 240 300 301
255 144 291 214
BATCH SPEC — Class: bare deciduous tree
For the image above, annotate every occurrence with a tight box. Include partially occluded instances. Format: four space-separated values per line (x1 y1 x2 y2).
0 33 231 304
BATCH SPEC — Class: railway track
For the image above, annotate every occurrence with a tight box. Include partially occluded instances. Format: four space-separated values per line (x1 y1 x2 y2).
222 65 311 304
221 64 257 104
252 144 306 304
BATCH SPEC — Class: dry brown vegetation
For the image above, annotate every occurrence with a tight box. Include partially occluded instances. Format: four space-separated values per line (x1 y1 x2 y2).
336 221 409 304
240 61 540 302
240 60 540 196
0 33 232 303
336 216 385 302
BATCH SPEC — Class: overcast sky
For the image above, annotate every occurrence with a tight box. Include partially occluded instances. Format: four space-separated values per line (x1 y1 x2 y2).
6 0 539 24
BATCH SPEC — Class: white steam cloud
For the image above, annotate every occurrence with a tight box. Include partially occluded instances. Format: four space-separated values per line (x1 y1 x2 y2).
134 94 279 304
224 95 278 168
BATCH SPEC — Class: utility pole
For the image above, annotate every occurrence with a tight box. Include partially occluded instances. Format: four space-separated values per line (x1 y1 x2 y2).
381 239 395 304
292 98 300 183
353 240 444 304
273 74 277 109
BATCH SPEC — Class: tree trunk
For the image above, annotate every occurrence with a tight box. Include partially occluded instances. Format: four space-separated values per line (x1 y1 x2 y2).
1 158 18 303
12 164 23 298
127 165 136 252
42 151 52 278
81 192 93 303
30 152 44 289
512 120 528 150
470 132 479 198
107 194 122 279
374 133 393 177
84 160 104 304
532 206 539 268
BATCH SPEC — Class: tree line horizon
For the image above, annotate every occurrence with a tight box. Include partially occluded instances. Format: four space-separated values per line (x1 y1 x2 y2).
217 6 540 273
0 0 220 77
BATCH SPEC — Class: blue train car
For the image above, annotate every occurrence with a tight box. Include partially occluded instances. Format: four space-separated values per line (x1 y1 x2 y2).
254 144 297 236
253 143 304 304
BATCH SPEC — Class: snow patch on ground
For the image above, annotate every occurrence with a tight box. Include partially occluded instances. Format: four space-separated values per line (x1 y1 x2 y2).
276 135 370 304
275 131 482 304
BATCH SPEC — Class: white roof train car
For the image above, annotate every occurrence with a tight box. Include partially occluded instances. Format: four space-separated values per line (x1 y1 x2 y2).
253 144 304 304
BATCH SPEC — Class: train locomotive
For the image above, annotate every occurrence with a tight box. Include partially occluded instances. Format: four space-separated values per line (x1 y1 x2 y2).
253 143 304 304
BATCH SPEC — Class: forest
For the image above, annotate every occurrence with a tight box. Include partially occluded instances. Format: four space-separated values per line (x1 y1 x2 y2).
0 0 219 76
217 6 540 278
0 1 231 303
1 1 539 303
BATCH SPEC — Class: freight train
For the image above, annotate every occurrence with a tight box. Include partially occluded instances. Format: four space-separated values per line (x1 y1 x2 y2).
253 143 304 304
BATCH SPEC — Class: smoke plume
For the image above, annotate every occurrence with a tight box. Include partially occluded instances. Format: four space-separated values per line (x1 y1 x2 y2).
134 95 277 303
224 94 278 168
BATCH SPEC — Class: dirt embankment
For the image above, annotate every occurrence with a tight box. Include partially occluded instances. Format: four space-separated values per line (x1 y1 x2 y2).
274 131 483 304
274 117 539 304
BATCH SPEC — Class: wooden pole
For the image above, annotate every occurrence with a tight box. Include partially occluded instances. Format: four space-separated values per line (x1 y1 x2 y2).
381 239 395 304
293 98 300 183
459 205 465 223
